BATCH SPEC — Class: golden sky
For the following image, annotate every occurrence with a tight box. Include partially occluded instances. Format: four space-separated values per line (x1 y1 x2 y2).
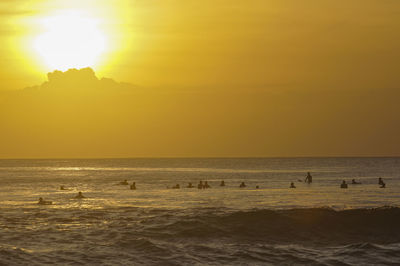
0 0 400 158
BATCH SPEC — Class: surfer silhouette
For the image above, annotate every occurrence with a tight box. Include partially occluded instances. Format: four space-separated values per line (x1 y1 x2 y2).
130 182 136 190
239 182 246 188
220 180 225 186
38 197 52 205
378 178 386 188
75 192 86 199
305 172 313 184
340 180 348 189
290 182 296 188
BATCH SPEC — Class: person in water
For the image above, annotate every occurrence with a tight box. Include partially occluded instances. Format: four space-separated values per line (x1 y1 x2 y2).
220 180 225 186
198 181 203 189
130 182 136 190
120 180 129 185
75 192 86 199
204 181 210 189
340 180 348 189
256 185 260 189
187 182 194 188
378 178 386 188
351 179 361 184
60 185 66 190
305 172 313 184
239 182 246 188
290 182 296 188
173 184 180 189
38 197 52 205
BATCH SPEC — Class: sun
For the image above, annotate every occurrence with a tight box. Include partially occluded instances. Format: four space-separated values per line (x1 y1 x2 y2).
33 10 108 71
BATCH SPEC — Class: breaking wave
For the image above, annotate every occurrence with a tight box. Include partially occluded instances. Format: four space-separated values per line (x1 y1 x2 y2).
1 207 400 265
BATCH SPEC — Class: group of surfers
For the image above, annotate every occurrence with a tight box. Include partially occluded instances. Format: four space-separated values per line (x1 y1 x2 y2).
38 191 85 205
38 173 388 204
118 179 250 190
169 181 248 189
339 177 386 189
294 172 387 189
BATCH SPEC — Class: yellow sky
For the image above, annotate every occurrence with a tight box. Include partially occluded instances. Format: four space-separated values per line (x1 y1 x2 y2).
1 0 400 158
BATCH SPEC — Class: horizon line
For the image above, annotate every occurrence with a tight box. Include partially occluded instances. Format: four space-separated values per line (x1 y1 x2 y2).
1 155 399 160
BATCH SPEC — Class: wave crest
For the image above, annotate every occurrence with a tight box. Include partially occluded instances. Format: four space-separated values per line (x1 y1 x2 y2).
148 207 400 244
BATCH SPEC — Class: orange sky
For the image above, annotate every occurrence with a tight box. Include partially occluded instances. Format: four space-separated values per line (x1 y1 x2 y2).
0 1 400 158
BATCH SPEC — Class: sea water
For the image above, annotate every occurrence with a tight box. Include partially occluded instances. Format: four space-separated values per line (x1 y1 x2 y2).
0 157 399 265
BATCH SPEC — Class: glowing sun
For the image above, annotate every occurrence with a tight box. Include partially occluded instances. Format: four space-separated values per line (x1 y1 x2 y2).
34 10 107 71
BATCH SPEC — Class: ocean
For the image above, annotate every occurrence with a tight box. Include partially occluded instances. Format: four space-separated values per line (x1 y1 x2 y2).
0 157 399 265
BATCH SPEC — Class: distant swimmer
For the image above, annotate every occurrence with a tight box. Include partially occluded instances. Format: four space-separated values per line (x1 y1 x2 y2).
290 182 296 188
351 179 361 184
379 178 386 188
305 172 313 184
130 182 136 190
204 181 210 189
198 181 203 189
187 182 194 188
220 180 225 187
340 180 348 189
38 197 52 205
256 185 260 189
60 186 67 190
172 184 180 189
378 178 386 188
239 182 246 188
75 192 86 199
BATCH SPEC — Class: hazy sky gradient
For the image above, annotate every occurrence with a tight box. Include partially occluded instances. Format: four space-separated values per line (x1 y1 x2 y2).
0 1 399 158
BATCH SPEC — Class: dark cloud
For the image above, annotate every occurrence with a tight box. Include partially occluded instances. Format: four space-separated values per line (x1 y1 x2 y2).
25 67 138 93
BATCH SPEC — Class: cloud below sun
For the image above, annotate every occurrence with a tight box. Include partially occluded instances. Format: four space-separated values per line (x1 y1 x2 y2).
25 67 132 92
